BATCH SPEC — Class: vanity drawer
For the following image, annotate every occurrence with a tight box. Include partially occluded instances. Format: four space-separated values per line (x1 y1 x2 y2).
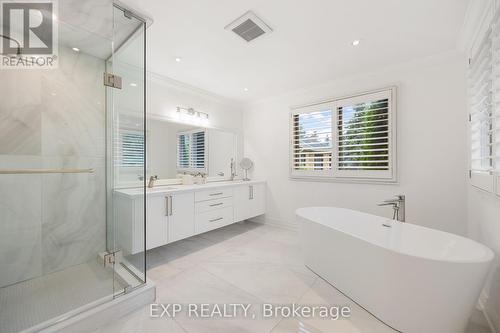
195 188 233 202
195 197 233 213
195 207 233 234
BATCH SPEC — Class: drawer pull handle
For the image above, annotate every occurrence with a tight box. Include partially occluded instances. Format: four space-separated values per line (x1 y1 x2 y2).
209 217 223 223
209 192 224 196
209 202 223 207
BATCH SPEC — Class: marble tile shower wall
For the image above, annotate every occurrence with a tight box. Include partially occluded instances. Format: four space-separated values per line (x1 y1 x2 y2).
0 47 106 287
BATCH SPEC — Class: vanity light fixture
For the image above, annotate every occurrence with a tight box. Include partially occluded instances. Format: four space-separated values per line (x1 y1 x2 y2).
176 107 209 120
352 40 360 46
176 107 209 126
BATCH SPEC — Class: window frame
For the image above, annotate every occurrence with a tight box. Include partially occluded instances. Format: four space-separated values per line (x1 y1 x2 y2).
468 19 498 195
289 87 397 184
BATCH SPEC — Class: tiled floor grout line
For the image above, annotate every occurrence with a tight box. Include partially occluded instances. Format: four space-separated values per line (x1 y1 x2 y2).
197 264 270 305
172 317 192 333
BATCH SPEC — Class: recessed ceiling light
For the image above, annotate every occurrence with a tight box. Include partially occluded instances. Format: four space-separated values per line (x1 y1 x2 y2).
352 40 360 46
130 83 138 87
72 47 80 52
175 57 182 62
244 88 249 92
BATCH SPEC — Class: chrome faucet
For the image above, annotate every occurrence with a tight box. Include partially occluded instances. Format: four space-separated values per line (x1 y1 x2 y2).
148 175 158 188
230 158 237 181
378 195 405 222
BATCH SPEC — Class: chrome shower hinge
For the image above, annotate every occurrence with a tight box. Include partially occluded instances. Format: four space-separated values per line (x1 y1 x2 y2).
103 251 116 267
103 73 122 89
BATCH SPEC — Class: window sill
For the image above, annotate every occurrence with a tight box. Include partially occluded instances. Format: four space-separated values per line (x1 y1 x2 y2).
289 174 398 185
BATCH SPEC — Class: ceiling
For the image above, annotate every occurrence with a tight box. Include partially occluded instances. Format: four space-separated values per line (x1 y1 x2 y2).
123 0 469 102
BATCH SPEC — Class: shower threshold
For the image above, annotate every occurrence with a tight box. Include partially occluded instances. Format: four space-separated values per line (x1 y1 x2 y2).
0 260 154 333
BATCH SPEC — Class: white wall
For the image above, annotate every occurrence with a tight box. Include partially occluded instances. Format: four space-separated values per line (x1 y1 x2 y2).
462 1 500 331
243 52 468 235
468 188 500 330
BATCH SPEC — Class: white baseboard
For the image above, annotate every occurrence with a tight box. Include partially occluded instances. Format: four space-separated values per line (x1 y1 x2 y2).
478 291 498 333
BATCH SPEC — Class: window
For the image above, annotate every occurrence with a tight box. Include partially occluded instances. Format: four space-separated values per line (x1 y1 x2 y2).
468 12 500 195
177 129 207 173
290 88 396 182
119 131 145 168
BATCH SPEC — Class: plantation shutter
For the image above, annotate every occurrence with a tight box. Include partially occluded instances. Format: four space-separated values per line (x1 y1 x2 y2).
291 105 333 177
118 131 145 168
335 91 392 180
469 27 495 192
191 130 206 170
177 133 190 169
177 129 207 173
290 88 396 182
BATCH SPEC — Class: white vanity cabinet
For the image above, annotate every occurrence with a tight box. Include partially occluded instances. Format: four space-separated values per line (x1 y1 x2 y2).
195 188 234 234
234 183 266 222
114 181 266 254
146 196 168 250
115 192 195 254
168 192 195 243
148 192 195 247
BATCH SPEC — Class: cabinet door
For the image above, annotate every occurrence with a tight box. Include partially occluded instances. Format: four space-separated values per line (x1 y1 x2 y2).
249 183 266 217
169 192 195 243
146 196 168 250
233 185 251 222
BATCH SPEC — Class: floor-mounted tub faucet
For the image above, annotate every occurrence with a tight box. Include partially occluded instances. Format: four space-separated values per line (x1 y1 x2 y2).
378 195 405 222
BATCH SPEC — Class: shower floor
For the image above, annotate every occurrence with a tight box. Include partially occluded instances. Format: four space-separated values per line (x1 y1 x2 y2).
0 260 125 333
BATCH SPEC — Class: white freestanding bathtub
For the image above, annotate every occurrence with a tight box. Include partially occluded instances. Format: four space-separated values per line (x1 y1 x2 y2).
297 207 494 333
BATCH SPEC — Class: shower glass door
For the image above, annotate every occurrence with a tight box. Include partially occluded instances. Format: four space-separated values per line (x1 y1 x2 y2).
0 1 146 332
0 4 115 333
107 4 147 295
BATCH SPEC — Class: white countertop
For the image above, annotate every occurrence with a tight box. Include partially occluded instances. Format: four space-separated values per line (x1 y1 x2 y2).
114 179 266 199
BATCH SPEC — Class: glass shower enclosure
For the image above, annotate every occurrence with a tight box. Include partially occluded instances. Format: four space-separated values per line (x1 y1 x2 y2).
0 2 147 332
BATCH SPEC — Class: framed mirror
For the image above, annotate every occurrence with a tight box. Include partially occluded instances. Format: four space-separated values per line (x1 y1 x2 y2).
147 117 238 181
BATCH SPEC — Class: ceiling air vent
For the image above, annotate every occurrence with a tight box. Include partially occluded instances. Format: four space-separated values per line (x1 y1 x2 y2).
225 11 273 42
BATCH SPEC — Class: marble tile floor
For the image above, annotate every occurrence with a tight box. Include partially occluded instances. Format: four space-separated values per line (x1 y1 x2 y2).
97 222 491 333
0 260 124 333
